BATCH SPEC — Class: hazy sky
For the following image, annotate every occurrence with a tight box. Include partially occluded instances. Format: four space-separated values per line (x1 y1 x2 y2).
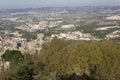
0 0 120 9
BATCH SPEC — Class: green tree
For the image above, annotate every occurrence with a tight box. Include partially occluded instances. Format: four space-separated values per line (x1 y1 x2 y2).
9 53 33 80
2 49 23 64
38 38 120 80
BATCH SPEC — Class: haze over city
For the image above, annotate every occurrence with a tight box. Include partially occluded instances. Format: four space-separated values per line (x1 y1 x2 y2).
0 0 120 9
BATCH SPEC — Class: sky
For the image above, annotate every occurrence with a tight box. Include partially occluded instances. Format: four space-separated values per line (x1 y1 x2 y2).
0 0 120 9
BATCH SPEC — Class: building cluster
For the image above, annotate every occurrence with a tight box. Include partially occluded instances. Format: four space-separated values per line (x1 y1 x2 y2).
0 32 26 55
0 31 45 56
106 30 120 39
15 20 63 32
0 32 45 71
51 31 94 40
106 15 120 20
1 17 24 22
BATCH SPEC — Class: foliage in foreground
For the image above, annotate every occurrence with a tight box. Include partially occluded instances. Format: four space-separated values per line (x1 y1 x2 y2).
0 38 120 80
39 38 120 80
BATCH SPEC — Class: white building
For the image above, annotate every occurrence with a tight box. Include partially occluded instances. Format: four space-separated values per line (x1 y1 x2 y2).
61 24 74 28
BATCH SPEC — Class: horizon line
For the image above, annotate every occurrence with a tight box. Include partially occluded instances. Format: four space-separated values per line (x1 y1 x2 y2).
1 5 120 10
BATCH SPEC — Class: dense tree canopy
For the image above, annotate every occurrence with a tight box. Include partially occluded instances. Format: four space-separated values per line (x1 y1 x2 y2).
0 38 120 80
38 38 120 80
2 49 23 64
0 50 33 80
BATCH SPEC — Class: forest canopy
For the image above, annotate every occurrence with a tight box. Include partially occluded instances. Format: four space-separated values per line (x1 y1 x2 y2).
0 38 120 80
